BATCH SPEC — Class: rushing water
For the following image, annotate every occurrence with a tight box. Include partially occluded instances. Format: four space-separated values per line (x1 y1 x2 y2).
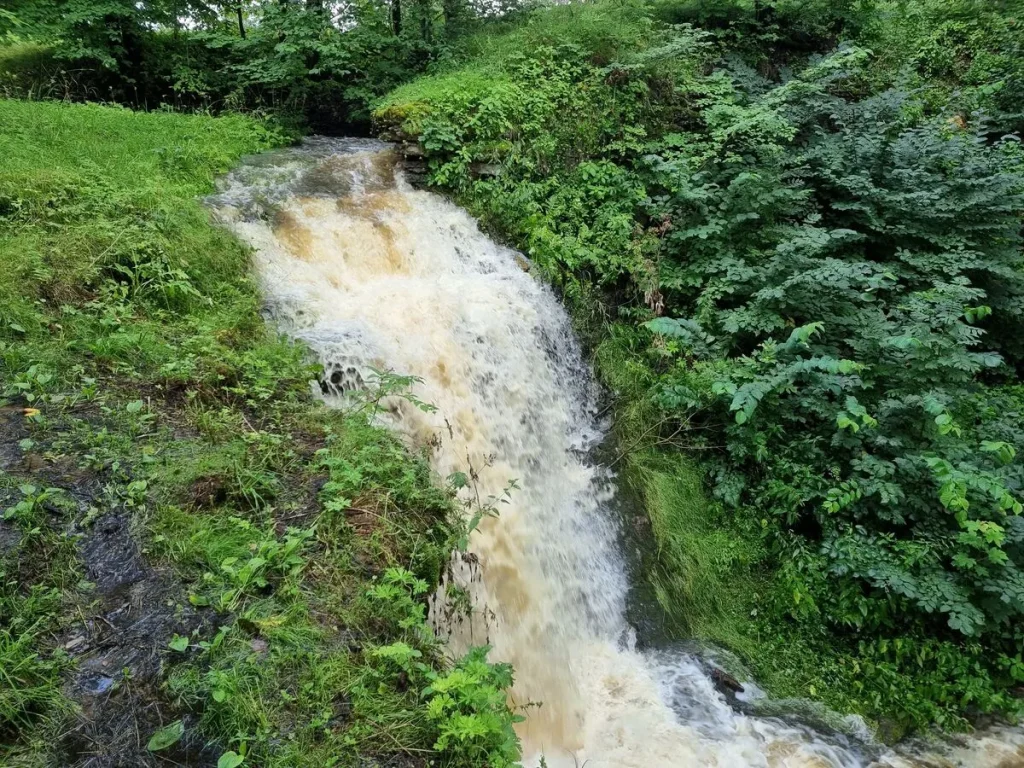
207 138 1024 768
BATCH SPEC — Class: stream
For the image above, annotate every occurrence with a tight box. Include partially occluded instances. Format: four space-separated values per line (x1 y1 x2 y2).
206 137 1024 768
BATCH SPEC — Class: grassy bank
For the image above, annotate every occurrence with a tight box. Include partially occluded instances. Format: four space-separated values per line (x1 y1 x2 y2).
375 0 1024 738
0 100 518 767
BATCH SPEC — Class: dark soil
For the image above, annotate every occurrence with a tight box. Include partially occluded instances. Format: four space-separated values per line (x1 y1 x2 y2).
1 407 216 768
59 514 216 768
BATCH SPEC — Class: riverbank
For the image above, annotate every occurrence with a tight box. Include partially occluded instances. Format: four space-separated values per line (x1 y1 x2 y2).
373 0 1024 738
0 100 518 767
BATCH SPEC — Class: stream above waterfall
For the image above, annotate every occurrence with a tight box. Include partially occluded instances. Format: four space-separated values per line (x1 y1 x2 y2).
205 137 1024 768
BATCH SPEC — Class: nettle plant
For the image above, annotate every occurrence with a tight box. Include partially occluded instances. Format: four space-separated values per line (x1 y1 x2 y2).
364 568 522 768
643 48 1024 654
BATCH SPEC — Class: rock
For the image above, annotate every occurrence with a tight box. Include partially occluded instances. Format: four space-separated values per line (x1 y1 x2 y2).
402 142 425 159
472 162 502 177
64 635 88 653
402 158 430 189
711 667 745 695
23 453 46 472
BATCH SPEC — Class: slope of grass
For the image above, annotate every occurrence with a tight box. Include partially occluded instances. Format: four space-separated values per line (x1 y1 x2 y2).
376 0 660 132
0 100 516 767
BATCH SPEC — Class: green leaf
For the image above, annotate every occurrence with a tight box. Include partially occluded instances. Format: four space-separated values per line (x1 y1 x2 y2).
168 635 189 652
964 305 992 323
218 752 245 768
981 440 1016 465
147 720 184 751
786 322 824 346
836 412 858 432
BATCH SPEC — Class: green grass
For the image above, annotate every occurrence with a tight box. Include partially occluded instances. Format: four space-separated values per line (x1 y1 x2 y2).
0 99 514 766
631 454 758 638
376 0 660 131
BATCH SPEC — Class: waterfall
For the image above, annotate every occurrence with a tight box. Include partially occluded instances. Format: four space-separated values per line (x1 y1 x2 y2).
206 137 1024 768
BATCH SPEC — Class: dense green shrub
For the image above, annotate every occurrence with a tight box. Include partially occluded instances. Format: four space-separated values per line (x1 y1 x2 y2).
639 52 1024 648
857 0 1024 134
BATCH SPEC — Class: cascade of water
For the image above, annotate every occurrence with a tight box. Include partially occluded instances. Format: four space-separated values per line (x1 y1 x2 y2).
206 138 1024 768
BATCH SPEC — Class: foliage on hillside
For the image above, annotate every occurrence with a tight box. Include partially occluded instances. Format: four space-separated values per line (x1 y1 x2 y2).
0 100 519 767
0 0 531 131
376 0 1024 735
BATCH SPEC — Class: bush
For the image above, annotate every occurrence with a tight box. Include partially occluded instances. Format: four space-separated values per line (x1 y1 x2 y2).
857 0 1024 134
641 50 1024 644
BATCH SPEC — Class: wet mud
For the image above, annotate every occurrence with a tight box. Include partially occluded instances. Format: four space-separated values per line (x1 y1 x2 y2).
0 406 215 768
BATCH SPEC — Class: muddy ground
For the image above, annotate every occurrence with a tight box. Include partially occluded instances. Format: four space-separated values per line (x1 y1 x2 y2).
1 405 217 767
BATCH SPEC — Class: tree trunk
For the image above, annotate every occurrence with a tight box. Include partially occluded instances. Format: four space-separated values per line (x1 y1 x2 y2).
443 0 459 38
236 4 246 38
418 0 431 43
392 0 402 36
